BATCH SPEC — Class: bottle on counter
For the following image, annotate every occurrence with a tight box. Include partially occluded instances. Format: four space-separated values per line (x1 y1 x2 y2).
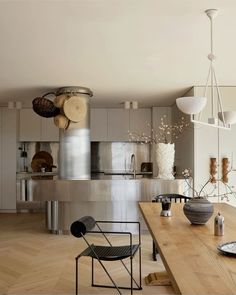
214 212 224 236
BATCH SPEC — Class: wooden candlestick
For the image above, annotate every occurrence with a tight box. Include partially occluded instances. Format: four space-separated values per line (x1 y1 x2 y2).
210 158 217 183
222 158 229 183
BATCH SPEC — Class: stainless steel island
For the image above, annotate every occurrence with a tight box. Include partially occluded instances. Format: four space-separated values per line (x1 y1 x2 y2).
32 178 190 234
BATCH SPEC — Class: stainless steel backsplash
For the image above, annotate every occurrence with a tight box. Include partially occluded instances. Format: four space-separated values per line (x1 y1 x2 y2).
17 142 59 172
17 141 151 173
91 142 151 172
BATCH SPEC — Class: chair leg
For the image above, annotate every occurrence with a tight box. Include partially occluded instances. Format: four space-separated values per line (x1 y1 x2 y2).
130 256 133 295
75 257 79 295
152 240 158 261
89 257 142 293
91 258 94 286
95 259 122 294
139 247 142 290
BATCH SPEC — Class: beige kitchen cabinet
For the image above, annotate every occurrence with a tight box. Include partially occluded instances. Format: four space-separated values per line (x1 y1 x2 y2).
129 109 151 137
107 109 130 141
19 109 41 141
91 108 152 142
19 109 59 142
90 109 108 141
0 108 17 211
41 118 59 141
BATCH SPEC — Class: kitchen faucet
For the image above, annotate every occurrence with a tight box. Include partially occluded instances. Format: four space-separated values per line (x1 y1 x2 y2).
130 154 136 178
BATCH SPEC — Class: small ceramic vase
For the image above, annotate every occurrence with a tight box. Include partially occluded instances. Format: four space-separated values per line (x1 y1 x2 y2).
183 197 214 225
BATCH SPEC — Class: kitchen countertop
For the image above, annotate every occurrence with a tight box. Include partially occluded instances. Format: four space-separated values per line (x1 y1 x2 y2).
16 172 58 179
103 171 153 175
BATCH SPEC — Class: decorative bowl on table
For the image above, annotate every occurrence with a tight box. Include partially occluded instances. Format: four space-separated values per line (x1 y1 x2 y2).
217 241 236 257
183 197 214 225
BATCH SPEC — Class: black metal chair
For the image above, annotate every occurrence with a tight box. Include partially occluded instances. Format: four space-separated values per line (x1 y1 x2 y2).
152 194 191 261
70 216 142 295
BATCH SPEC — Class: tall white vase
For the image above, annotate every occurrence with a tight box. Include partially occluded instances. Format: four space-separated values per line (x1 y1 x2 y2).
156 143 175 179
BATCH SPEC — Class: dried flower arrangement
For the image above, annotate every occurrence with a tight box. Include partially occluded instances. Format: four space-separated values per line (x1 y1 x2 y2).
182 168 236 202
128 116 189 144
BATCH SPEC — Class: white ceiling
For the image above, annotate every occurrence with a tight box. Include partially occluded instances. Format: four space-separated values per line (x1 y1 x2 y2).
0 0 236 107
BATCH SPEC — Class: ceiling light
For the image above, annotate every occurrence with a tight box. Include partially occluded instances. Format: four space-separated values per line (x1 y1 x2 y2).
132 101 138 109
8 101 14 109
176 96 207 115
15 101 22 109
218 111 236 125
176 9 236 130
124 101 131 109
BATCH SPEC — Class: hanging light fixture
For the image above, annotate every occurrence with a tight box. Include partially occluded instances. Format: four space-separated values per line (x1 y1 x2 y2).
176 9 236 130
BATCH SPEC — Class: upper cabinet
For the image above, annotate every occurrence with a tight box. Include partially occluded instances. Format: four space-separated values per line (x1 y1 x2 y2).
19 109 59 142
90 109 108 141
90 108 151 142
129 109 151 136
19 109 41 141
41 118 59 141
107 109 130 141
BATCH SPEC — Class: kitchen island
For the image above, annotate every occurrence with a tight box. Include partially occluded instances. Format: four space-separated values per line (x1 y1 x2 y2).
32 177 190 234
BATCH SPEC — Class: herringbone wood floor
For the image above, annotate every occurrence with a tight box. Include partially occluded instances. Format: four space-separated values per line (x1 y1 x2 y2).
0 213 174 295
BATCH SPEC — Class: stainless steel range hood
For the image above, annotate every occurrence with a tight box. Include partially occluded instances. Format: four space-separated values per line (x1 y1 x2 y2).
57 86 93 180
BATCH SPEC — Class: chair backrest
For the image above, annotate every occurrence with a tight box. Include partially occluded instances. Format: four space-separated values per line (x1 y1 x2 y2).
153 193 191 203
70 216 96 238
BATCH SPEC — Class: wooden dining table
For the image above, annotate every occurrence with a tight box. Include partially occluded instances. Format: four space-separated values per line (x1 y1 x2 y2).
139 202 236 295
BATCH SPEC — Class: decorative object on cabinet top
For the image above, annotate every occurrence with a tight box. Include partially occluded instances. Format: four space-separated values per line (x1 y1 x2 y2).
32 92 60 118
32 86 93 130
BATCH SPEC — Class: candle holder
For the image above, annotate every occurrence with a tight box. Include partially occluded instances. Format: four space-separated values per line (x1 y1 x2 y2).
160 197 172 217
210 158 217 183
222 158 229 183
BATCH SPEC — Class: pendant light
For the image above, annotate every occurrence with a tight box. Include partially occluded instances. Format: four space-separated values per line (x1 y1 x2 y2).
176 9 236 130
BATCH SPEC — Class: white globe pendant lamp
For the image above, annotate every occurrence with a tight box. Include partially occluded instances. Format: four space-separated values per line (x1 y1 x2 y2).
176 9 236 129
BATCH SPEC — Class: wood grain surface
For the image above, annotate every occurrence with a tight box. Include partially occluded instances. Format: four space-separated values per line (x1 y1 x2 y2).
139 202 236 295
0 213 174 295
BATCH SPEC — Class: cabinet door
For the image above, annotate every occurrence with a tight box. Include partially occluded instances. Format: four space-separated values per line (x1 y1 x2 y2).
0 109 17 210
129 109 151 137
107 109 130 141
19 109 41 141
90 109 108 141
41 118 59 141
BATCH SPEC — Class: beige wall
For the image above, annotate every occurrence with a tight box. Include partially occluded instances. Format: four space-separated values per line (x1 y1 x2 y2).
193 86 236 206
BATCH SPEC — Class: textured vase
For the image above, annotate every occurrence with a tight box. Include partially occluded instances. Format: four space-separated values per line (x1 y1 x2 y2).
156 143 175 179
183 197 214 225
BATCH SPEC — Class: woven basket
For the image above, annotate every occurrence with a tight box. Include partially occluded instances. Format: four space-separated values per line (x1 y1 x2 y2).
32 97 60 118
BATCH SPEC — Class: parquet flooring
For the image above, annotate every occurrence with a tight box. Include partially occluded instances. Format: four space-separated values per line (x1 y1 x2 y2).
0 213 174 295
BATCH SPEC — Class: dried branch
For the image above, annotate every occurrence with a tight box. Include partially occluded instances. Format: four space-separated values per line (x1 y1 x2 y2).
128 116 189 144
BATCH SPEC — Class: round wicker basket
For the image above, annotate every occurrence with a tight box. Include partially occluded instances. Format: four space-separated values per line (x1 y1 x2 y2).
32 97 60 118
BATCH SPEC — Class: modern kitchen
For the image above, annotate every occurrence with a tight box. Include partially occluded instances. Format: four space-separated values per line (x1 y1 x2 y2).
1 1 236 295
